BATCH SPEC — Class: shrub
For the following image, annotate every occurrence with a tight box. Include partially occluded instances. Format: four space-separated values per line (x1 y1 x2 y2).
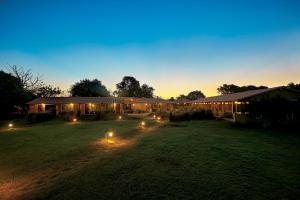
26 113 55 123
169 109 214 121
59 111 76 122
151 111 170 120
223 112 233 118
79 112 117 121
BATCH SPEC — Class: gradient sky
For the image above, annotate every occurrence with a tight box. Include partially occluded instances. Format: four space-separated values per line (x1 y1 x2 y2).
0 0 300 98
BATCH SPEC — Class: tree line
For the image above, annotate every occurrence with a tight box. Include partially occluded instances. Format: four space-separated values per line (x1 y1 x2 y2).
1 65 299 118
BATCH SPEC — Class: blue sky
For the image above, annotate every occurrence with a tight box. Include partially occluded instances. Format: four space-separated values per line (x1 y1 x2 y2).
0 0 300 97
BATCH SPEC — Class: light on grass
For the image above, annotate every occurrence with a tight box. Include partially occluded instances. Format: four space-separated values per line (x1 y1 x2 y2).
157 116 161 121
139 121 146 128
73 118 77 122
118 115 122 120
105 129 115 143
8 123 13 128
153 115 156 119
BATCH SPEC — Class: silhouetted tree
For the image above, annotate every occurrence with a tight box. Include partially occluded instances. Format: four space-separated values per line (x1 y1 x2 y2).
36 85 62 97
140 84 154 98
7 64 44 93
169 97 175 101
114 76 154 98
187 90 205 100
176 94 187 100
0 71 33 118
70 79 110 97
217 84 268 95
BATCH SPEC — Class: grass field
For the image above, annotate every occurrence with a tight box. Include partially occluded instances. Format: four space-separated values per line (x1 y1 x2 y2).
0 119 299 200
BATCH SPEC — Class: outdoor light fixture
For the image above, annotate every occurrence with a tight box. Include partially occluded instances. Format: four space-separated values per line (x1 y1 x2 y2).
153 114 156 119
118 115 122 120
105 129 114 143
73 118 77 122
139 121 146 128
8 123 13 128
157 116 161 121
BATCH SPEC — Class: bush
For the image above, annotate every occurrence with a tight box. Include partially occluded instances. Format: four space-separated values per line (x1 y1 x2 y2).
79 112 117 121
26 113 55 123
223 112 233 118
59 111 76 122
169 109 214 121
150 111 170 120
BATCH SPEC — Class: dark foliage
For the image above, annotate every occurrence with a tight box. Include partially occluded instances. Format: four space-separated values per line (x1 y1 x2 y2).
70 79 110 97
187 90 206 100
287 82 300 90
36 85 61 97
0 71 33 119
114 76 154 98
26 113 55 123
217 84 268 95
169 109 214 121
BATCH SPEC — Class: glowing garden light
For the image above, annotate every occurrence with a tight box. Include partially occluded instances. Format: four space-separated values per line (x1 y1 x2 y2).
139 121 146 128
118 115 122 120
73 118 77 122
153 115 156 119
105 129 114 143
8 123 13 128
157 116 161 121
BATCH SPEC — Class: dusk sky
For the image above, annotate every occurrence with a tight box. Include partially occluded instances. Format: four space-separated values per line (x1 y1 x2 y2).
0 0 300 98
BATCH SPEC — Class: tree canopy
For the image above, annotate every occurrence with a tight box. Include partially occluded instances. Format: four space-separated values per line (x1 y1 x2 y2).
70 79 110 97
36 85 62 97
6 65 62 97
187 90 205 100
217 84 268 95
176 90 205 100
114 76 154 98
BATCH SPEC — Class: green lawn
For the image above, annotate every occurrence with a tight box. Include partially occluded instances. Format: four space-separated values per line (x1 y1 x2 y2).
0 119 299 200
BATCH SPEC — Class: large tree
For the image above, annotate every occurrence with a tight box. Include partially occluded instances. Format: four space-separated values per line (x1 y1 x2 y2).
6 64 62 97
0 71 32 118
187 90 205 100
7 64 44 93
70 79 110 97
114 76 155 98
140 84 154 98
217 84 268 95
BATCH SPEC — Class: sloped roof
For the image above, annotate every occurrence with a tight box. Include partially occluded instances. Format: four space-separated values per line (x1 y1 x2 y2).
27 96 169 104
193 87 285 103
27 97 120 104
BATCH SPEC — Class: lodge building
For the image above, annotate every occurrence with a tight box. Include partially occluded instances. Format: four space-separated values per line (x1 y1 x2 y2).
27 86 300 121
